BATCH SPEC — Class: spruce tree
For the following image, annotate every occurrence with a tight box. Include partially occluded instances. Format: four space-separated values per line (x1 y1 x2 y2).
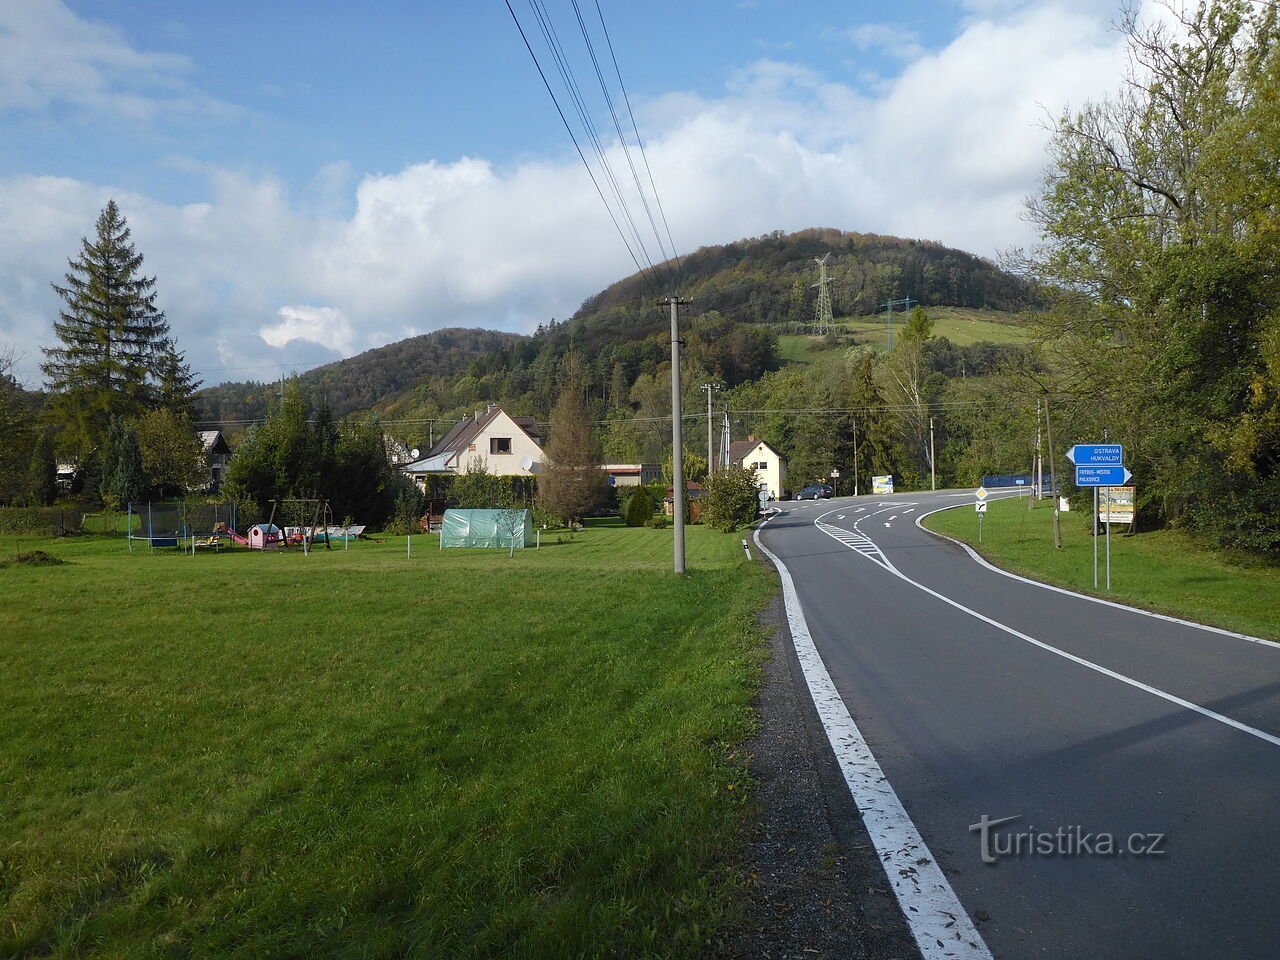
43 200 171 454
156 341 201 417
99 418 148 510
26 431 58 507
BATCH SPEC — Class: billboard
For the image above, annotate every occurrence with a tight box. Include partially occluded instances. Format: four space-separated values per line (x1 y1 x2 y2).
1099 485 1135 525
872 475 894 495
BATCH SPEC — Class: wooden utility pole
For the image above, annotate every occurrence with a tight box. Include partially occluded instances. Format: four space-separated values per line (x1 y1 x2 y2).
701 382 721 475
929 416 936 491
662 297 691 574
1044 395 1061 548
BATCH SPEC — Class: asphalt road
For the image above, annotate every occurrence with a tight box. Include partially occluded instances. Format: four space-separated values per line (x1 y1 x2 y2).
757 489 1280 960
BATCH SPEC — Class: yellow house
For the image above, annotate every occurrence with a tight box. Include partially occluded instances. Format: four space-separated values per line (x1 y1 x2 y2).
401 405 544 489
728 436 787 499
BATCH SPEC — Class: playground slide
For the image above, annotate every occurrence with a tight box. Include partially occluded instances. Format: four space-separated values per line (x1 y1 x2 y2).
226 530 249 545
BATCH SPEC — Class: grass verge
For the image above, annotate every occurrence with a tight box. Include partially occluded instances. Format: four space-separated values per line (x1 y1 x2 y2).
0 519 774 958
923 495 1280 639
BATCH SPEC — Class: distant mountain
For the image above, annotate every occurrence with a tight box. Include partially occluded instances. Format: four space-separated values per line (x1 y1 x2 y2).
194 327 527 425
196 228 1035 431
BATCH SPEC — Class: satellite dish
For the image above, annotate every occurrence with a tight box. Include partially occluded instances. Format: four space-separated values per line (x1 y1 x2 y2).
410 448 420 460
521 455 534 472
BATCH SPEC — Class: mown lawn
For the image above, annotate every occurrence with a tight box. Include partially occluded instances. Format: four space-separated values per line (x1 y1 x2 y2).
0 520 774 958
925 496 1280 639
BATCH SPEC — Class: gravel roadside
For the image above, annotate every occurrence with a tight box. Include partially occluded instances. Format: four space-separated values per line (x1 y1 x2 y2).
717 592 920 960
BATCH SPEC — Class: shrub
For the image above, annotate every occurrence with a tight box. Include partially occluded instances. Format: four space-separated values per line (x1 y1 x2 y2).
622 488 654 527
0 507 84 536
385 487 424 535
700 467 762 532
648 513 668 529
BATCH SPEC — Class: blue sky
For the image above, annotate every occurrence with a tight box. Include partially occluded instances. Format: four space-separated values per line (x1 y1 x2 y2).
1 0 1133 386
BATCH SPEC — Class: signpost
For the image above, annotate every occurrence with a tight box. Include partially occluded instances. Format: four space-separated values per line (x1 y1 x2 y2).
1066 444 1124 467
975 487 987 541
1066 444 1131 591
1072 465 1132 486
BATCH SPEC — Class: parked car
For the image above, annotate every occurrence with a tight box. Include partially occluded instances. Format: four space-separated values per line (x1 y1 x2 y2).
795 483 833 500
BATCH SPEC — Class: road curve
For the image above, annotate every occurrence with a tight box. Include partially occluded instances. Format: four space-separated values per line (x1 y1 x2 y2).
757 488 1280 960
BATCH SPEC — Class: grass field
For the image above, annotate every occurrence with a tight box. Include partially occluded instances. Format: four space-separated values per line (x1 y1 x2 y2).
0 521 774 958
777 307 1031 363
924 495 1280 639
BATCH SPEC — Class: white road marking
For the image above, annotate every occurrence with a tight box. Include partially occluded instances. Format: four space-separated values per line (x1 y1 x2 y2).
816 521 889 566
902 508 916 514
884 522 892 528
889 515 898 521
811 504 1280 749
753 517 992 960
837 514 846 520
912 502 1280 651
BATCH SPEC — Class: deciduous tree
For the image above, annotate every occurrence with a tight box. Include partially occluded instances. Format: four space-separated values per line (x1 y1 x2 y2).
539 361 607 522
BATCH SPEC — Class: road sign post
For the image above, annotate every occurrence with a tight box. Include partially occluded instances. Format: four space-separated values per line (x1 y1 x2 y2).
1093 487 1098 589
1105 485 1111 591
1070 445 1130 592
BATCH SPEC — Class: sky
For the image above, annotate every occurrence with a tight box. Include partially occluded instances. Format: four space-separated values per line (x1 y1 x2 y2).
0 0 1141 388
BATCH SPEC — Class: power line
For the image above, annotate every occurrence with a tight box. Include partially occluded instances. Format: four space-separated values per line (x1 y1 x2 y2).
569 0 675 289
524 0 664 292
503 0 658 295
592 0 681 284
192 398 1005 431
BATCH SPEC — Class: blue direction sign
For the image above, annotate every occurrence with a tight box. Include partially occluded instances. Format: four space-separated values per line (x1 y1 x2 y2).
1075 465 1132 486
1067 444 1123 466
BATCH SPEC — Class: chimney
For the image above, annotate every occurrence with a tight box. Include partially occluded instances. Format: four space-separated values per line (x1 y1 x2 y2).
747 433 756 442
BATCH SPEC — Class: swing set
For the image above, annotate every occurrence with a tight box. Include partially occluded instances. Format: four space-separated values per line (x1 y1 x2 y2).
264 498 335 554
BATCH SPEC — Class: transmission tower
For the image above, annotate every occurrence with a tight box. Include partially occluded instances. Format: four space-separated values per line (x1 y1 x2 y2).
812 254 835 336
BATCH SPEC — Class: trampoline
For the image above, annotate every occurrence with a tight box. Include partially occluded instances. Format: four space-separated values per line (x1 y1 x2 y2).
127 502 188 553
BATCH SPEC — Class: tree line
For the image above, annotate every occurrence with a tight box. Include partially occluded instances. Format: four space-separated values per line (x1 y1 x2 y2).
1016 0 1280 555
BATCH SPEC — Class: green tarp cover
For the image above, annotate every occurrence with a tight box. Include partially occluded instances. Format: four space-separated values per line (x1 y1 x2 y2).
440 508 533 549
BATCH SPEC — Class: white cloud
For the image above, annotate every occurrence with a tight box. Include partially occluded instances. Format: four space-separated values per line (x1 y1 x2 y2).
261 306 356 355
0 0 234 120
844 23 926 60
0 1 1129 389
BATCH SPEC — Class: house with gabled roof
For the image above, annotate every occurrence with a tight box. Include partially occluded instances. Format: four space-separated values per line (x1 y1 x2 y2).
401 404 545 488
199 430 233 492
728 434 786 500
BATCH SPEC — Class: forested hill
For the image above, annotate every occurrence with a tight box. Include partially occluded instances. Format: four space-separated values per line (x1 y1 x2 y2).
481 227 1034 388
195 228 1033 427
586 227 1033 322
194 327 526 424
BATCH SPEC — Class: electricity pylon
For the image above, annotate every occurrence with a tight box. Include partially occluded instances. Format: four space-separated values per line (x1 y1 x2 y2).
880 296 917 351
812 254 835 336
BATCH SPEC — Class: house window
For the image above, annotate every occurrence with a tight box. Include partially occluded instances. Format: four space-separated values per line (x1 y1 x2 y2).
490 437 512 455
468 443 476 452
757 461 769 470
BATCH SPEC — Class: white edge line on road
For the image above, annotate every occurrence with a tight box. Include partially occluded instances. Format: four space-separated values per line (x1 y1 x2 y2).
912 502 1280 652
753 515 992 960
810 504 1280 749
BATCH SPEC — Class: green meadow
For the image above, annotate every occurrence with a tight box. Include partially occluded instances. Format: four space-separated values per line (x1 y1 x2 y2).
1 521 773 958
925 495 1280 639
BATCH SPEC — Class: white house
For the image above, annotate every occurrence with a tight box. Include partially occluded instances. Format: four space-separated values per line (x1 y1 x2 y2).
401 405 545 488
601 463 661 488
728 435 787 500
